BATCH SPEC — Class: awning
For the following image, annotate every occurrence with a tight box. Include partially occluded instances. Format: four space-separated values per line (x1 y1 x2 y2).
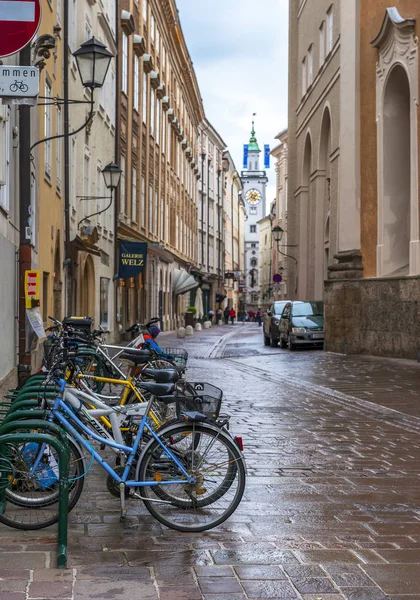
172 269 199 295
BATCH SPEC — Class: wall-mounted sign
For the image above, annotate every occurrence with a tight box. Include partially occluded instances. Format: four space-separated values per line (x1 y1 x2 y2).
0 0 41 58
24 269 40 308
264 145 270 169
243 144 249 169
0 65 39 98
118 242 148 279
273 273 283 283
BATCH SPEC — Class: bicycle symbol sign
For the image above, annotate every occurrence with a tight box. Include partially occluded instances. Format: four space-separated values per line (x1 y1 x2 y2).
0 66 39 98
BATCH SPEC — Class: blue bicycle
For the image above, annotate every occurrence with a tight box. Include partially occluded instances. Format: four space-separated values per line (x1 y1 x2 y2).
0 379 246 532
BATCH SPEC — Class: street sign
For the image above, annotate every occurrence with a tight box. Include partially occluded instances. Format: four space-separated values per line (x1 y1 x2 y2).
0 0 41 58
0 65 39 97
273 273 283 283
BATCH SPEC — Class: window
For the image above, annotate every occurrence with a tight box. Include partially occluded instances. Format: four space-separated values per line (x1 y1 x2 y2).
120 155 126 215
251 258 257 267
0 108 10 212
122 33 128 94
44 81 52 179
42 272 49 322
250 225 256 233
141 176 146 227
148 183 153 231
150 88 155 137
100 278 110 326
132 167 137 222
56 106 62 192
249 207 257 215
142 0 147 23
319 21 325 66
327 6 333 53
156 99 160 144
151 14 155 44
85 17 92 42
251 243 256 248
134 55 139 111
308 45 313 86
70 0 77 51
83 152 90 201
142 73 148 124
302 56 307 96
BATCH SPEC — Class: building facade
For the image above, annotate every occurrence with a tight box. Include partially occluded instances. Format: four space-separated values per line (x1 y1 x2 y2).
241 123 268 310
68 0 117 335
222 151 244 314
196 120 226 316
325 1 420 359
115 0 203 334
258 215 272 310
270 130 289 300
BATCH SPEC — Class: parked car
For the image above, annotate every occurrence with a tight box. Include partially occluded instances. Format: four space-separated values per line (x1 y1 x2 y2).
263 300 291 347
279 301 324 350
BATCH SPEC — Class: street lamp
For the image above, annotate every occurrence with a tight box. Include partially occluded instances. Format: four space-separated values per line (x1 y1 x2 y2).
271 225 284 245
73 37 114 90
102 162 123 191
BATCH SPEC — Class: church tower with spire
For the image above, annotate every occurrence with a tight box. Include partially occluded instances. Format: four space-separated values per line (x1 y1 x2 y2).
241 121 268 309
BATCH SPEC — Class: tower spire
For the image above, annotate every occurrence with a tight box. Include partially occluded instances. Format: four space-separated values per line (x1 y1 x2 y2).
248 115 260 152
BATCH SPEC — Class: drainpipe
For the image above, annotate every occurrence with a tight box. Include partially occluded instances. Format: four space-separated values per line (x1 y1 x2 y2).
17 44 32 383
217 168 221 286
63 0 71 315
200 152 206 270
206 158 211 272
113 0 120 337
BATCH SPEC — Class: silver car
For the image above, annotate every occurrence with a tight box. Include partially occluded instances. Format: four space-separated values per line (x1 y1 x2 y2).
263 300 291 347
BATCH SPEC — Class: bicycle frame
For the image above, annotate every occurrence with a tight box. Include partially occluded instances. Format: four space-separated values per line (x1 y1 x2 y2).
29 382 193 490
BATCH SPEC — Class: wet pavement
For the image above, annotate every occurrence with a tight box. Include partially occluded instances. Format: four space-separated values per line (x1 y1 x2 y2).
1 323 420 599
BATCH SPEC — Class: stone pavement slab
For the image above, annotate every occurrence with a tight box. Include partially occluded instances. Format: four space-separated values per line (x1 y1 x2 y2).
2 323 420 597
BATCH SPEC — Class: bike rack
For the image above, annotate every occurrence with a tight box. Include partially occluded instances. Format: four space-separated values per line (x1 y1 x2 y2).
0 420 70 568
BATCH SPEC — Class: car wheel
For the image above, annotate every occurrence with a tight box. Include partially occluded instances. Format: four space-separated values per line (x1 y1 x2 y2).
279 336 287 349
270 333 279 348
263 332 270 346
287 336 296 351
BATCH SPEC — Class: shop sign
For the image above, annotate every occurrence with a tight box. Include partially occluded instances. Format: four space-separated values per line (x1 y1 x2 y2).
118 242 148 279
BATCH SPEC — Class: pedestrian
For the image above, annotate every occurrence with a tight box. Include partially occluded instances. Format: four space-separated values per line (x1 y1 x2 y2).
229 307 236 325
256 308 262 327
216 308 222 324
248 309 255 322
223 306 230 325
208 309 215 324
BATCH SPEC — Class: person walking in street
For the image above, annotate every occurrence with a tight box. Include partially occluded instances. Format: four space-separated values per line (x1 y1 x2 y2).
256 308 262 327
223 306 230 325
229 307 236 325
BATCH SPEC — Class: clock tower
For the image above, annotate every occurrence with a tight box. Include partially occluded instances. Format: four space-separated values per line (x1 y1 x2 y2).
241 121 268 310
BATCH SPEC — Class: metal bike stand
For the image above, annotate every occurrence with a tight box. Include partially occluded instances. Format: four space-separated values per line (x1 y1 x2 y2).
0 421 70 568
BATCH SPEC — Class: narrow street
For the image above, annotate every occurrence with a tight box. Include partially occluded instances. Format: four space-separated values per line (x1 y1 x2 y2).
2 324 420 599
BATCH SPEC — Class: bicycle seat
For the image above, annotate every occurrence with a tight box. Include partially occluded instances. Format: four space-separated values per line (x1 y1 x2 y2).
119 349 151 365
141 369 179 383
139 382 176 397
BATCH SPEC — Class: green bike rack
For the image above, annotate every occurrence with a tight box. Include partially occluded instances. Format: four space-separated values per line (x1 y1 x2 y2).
0 420 70 568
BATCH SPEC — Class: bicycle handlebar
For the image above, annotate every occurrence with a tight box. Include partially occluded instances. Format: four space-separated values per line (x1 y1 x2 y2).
125 317 160 333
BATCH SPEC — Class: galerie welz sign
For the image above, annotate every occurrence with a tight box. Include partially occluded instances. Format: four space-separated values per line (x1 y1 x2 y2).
118 242 148 278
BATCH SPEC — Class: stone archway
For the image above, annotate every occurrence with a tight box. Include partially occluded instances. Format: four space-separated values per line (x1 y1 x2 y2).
299 132 312 298
373 8 420 276
316 107 332 297
81 255 95 318
382 65 410 275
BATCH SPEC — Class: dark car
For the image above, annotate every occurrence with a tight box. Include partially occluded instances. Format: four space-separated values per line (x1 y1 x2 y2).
279 301 324 350
263 300 291 347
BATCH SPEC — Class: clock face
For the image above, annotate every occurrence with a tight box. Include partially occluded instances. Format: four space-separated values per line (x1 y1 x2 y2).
246 189 261 205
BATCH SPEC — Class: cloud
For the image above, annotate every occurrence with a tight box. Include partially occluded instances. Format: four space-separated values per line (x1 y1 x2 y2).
177 0 289 205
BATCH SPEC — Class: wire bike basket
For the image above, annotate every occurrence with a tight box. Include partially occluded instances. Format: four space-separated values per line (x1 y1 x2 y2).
161 348 189 368
175 382 222 421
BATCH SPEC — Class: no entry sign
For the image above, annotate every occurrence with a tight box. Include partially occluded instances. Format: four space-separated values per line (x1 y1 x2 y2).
0 0 41 58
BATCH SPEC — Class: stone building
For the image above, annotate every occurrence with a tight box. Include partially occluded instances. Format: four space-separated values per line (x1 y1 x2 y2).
196 120 226 316
68 0 117 335
116 0 203 333
258 215 273 310
325 2 420 359
270 130 289 300
222 151 245 314
288 0 359 301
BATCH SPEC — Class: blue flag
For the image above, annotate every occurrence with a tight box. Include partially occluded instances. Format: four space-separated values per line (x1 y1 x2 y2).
264 145 270 169
243 144 249 169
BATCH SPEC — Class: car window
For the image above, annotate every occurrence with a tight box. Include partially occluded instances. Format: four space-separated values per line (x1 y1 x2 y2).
274 302 287 315
292 302 323 317
282 304 290 317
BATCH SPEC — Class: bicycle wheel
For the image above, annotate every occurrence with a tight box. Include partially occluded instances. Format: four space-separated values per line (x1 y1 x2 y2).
0 437 85 530
135 422 246 532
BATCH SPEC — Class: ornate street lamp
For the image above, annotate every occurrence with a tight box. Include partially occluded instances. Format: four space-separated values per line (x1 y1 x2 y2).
73 37 114 90
271 225 284 245
102 162 122 191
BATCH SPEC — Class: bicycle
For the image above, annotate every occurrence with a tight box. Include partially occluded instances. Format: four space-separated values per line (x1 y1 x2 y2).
0 378 246 533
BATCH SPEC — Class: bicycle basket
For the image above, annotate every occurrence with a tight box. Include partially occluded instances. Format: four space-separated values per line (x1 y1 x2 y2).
161 348 188 367
176 382 222 421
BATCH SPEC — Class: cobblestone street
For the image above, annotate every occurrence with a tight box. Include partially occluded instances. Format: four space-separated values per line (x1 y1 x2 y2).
2 323 420 599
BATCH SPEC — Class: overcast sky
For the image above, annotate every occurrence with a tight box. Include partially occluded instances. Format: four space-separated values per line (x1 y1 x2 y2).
176 0 289 207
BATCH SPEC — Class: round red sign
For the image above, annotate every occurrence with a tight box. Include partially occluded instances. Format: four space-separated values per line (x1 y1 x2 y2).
273 273 283 283
0 0 41 58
